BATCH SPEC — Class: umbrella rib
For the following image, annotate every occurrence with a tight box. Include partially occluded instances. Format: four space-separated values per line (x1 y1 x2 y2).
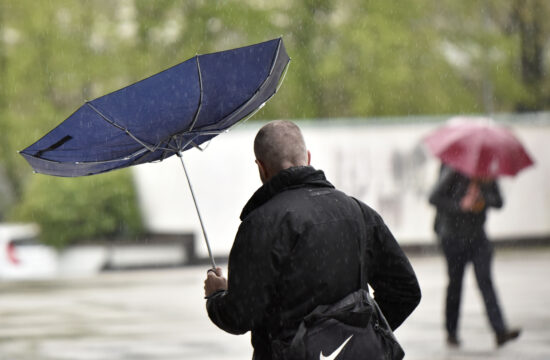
85 102 157 152
185 37 284 134
180 134 202 151
233 39 288 120
21 146 149 166
268 38 282 77
234 39 283 120
197 38 289 133
187 56 204 133
74 147 149 164
274 55 290 94
171 129 227 151
189 140 211 152
265 38 290 96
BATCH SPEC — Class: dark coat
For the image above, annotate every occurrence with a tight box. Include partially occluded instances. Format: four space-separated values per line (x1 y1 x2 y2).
429 166 503 240
207 166 421 359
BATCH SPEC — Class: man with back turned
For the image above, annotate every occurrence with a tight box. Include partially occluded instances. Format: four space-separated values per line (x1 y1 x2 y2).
204 120 421 359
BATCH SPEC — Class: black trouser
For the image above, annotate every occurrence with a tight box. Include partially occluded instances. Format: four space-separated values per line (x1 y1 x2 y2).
440 232 506 336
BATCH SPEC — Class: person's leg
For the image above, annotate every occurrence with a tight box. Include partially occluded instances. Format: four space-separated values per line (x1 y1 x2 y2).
441 238 467 343
471 237 506 333
471 236 521 346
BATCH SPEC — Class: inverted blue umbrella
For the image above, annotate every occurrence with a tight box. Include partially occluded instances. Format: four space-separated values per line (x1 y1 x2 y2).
20 38 290 268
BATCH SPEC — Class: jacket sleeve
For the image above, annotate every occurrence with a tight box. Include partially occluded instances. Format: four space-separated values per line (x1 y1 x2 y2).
206 218 277 335
367 217 421 331
428 167 462 212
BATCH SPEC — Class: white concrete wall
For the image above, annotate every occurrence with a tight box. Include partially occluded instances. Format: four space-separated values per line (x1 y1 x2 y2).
132 118 550 258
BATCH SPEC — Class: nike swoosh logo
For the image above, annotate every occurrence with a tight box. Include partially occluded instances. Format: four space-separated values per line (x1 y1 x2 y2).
319 334 353 360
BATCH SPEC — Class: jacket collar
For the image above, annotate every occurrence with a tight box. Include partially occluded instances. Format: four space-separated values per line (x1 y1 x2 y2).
240 166 334 220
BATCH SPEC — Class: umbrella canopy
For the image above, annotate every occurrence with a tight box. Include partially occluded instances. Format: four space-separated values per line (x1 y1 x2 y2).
20 38 290 177
423 117 534 178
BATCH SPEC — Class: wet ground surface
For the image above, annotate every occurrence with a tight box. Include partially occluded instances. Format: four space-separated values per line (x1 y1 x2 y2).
0 248 549 360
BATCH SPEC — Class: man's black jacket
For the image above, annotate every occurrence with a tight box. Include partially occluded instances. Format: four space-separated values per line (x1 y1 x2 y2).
207 166 421 359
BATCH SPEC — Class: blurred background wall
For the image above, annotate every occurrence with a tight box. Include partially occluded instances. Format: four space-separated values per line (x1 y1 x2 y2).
133 114 549 258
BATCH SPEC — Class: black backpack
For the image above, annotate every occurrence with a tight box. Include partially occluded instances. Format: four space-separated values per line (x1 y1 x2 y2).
271 199 405 360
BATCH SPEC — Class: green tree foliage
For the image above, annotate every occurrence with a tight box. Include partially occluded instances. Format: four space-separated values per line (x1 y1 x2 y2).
2 0 146 243
10 171 143 249
1 0 549 246
436 0 550 113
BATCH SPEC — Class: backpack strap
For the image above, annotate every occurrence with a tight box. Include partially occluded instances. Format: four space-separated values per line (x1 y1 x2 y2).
353 198 406 359
352 197 369 292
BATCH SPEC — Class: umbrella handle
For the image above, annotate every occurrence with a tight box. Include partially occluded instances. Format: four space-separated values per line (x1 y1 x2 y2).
177 152 216 270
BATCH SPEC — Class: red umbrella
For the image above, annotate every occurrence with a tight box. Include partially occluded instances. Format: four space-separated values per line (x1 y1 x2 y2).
423 117 534 178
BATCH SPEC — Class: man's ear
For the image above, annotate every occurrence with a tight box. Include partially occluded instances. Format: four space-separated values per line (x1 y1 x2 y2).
255 159 268 183
307 150 311 165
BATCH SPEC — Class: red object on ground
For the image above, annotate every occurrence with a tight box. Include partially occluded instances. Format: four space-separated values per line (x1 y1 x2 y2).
6 242 20 265
423 118 534 178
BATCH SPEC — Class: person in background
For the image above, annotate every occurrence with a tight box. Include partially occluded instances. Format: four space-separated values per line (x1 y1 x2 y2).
429 164 521 347
204 120 421 359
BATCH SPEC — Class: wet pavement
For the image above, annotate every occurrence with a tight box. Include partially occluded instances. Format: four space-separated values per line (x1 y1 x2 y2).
0 247 549 360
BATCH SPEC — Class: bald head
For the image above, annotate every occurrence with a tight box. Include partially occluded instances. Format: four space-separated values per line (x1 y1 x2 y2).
254 120 310 182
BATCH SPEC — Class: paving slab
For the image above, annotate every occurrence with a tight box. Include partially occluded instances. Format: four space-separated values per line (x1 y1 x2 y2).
0 248 548 359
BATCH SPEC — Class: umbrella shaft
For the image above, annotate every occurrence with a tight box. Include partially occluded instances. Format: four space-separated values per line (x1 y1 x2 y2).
178 152 216 269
